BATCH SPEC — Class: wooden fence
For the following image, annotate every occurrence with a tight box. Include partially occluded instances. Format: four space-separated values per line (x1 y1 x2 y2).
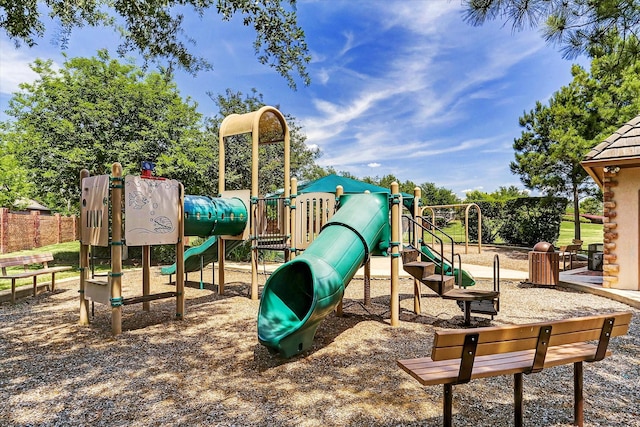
0 209 77 254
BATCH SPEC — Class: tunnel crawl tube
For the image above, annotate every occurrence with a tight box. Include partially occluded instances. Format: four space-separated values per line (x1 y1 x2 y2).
257 193 390 358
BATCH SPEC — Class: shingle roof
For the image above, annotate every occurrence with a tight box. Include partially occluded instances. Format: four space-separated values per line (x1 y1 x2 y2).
582 114 640 187
583 115 640 162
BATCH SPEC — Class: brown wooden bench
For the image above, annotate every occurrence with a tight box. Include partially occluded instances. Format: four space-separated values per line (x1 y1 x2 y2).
0 253 72 303
398 311 633 427
558 239 583 270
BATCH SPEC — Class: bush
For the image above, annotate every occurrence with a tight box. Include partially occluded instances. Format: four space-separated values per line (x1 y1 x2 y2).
467 201 501 244
498 197 567 247
467 197 567 247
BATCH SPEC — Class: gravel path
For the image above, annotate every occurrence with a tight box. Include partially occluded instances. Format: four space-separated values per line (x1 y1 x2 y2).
1 265 638 427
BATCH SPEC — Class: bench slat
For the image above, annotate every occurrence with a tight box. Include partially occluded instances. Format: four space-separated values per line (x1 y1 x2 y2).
431 312 632 361
433 312 632 347
0 266 72 280
0 256 30 268
399 343 605 386
432 323 630 360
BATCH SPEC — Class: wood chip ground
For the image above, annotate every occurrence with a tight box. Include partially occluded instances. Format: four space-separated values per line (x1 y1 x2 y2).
1 248 638 426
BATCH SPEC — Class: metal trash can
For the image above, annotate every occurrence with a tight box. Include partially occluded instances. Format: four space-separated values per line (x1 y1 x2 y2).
528 241 559 286
588 243 604 271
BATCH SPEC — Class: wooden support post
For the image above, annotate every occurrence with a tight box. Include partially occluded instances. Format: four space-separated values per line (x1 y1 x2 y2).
390 182 400 327
218 238 226 295
78 169 91 325
142 245 151 311
413 187 421 314
176 183 185 319
111 162 123 335
290 177 297 260
250 128 260 301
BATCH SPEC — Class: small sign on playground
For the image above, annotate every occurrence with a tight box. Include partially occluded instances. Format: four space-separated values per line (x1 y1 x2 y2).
124 175 181 246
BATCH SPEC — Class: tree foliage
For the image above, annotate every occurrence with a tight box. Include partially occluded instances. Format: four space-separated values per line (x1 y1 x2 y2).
464 185 528 203
0 136 33 208
468 197 567 246
510 38 640 239
2 50 205 213
463 0 640 60
1 0 310 89
420 182 461 206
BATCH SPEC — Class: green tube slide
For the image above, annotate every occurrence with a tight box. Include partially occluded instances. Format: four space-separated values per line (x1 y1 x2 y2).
160 195 248 275
257 193 390 358
183 195 247 238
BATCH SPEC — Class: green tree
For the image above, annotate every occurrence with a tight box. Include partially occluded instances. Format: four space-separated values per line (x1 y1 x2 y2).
0 136 33 208
580 197 603 215
463 0 640 60
207 88 320 195
420 182 460 206
2 50 205 213
1 0 310 89
464 186 528 203
510 42 640 239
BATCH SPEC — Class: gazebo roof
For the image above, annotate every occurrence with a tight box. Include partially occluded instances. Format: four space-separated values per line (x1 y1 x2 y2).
582 114 640 187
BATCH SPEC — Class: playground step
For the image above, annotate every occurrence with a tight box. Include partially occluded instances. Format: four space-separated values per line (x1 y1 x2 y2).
457 299 499 316
400 248 421 264
86 279 108 287
402 261 436 280
421 273 456 295
442 288 500 316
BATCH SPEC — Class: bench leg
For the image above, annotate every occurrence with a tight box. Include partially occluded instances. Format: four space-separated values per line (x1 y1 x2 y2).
443 383 453 427
11 278 16 303
51 273 56 292
574 361 584 427
33 275 37 297
463 301 471 326
514 373 523 427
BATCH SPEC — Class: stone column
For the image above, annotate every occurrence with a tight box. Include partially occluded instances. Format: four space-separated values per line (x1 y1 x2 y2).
602 170 619 288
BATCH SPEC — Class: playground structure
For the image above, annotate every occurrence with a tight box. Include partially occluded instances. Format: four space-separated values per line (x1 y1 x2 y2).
77 106 498 348
79 164 186 334
257 183 498 357
79 164 249 334
421 203 482 254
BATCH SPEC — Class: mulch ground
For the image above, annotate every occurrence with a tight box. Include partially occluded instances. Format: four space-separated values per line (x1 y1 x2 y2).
1 265 638 426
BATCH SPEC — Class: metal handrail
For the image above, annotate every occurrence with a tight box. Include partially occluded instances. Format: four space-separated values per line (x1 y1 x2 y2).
454 253 462 287
403 214 456 284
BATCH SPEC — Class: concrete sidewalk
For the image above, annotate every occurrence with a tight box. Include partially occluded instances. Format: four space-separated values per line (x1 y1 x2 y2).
560 267 640 309
228 256 529 281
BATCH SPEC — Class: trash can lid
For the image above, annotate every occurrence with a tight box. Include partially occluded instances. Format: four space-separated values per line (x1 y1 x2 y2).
533 241 555 252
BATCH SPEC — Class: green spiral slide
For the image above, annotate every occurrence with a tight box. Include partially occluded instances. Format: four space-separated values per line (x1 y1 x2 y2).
257 192 390 358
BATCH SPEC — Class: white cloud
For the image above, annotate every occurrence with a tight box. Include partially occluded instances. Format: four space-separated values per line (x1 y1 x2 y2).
0 40 40 94
367 162 381 168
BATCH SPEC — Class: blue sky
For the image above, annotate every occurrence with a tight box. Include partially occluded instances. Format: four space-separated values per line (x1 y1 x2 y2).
0 1 588 197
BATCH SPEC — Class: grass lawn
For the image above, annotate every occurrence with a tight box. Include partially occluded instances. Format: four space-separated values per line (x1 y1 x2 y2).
556 220 603 247
427 219 602 249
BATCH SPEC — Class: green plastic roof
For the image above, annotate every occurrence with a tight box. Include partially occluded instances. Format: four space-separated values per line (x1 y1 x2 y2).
296 174 413 207
297 174 393 194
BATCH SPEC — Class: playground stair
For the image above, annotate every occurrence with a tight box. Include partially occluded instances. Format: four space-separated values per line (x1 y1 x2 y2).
401 248 455 295
401 247 500 324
